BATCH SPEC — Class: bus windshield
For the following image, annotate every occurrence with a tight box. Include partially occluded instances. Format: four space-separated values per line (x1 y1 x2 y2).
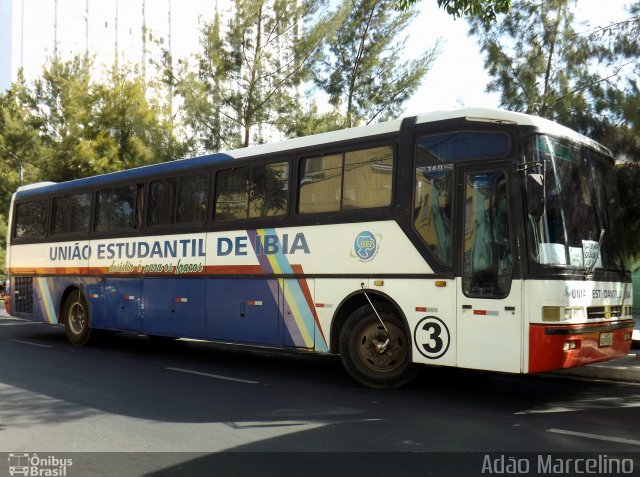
525 135 626 271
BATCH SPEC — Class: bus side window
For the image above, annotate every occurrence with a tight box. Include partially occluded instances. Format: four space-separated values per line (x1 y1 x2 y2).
343 146 393 210
215 163 289 221
299 146 394 214
299 154 342 214
51 192 91 236
412 131 510 267
177 174 209 225
95 185 138 232
413 167 453 265
148 178 177 227
249 162 289 218
14 200 48 239
215 167 250 220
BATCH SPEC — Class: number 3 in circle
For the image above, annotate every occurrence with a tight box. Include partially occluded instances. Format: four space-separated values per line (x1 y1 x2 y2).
414 316 450 359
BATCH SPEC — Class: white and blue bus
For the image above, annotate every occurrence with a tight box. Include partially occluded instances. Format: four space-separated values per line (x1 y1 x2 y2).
5 108 634 388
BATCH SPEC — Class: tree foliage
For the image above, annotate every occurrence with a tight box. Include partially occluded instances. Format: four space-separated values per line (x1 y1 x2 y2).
0 55 187 210
468 0 600 129
315 0 438 128
172 0 344 151
278 100 348 137
594 2 640 263
468 0 640 149
397 0 511 20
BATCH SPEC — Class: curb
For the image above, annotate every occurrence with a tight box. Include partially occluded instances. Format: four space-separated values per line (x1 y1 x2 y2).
553 352 640 382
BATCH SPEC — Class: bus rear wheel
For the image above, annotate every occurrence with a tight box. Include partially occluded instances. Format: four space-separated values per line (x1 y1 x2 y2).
63 292 92 346
339 303 418 389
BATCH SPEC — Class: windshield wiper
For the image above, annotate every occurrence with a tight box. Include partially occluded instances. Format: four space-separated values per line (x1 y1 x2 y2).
583 228 605 279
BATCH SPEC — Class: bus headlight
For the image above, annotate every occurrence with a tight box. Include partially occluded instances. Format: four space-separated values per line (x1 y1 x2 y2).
542 306 584 322
563 307 584 321
543 306 561 322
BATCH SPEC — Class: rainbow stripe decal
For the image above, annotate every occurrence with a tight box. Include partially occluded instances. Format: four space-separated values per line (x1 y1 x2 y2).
248 229 328 351
36 277 58 324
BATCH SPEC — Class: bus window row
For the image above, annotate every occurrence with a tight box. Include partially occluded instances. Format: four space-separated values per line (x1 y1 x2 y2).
13 145 395 240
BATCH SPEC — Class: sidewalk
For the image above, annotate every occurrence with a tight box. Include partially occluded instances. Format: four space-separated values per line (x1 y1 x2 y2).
553 349 640 382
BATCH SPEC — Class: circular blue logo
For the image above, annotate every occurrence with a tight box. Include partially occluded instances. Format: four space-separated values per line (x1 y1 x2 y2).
354 231 378 261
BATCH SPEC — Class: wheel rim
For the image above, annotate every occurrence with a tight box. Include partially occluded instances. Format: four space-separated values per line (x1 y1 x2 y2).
355 320 408 374
67 302 87 336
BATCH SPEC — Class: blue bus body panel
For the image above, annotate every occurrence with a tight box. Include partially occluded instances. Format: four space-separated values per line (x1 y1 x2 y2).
143 278 206 338
101 278 142 331
22 276 320 350
206 279 281 346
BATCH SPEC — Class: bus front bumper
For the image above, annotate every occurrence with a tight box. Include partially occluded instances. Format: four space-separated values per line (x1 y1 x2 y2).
528 320 634 373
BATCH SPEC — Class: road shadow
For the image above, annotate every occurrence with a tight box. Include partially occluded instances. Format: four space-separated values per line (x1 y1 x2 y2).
0 318 638 446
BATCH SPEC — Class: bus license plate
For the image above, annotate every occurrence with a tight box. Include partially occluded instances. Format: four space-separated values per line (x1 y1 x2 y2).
599 332 613 347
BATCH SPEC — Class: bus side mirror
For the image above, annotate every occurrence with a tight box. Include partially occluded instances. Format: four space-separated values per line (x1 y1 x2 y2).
526 173 545 216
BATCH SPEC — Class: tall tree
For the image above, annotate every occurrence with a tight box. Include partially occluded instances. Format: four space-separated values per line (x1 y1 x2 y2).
586 2 640 158
469 0 640 142
469 0 640 260
0 58 189 277
91 63 188 172
315 0 438 128
0 72 48 195
0 55 188 185
173 0 344 151
0 82 43 275
468 0 599 130
589 2 640 262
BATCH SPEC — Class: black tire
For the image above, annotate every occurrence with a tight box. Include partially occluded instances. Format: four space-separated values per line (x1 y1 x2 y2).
339 303 418 389
63 291 93 346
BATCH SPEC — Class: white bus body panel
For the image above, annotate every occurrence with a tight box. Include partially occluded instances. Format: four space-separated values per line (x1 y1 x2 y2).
456 279 524 373
526 279 632 325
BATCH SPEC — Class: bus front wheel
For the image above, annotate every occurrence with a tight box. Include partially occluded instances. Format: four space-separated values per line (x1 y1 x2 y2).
63 292 92 346
339 303 418 389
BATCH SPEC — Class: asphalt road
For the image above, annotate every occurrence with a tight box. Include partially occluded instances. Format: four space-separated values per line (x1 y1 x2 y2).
1 310 639 477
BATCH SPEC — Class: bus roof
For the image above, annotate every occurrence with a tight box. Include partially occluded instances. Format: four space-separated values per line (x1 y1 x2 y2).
419 107 611 156
14 151 234 199
226 107 611 159
13 107 610 200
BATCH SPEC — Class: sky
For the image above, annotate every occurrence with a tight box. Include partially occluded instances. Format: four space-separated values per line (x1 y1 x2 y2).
402 2 500 114
2 0 634 115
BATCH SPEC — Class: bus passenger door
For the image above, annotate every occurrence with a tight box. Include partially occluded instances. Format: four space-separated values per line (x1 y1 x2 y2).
455 164 523 373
